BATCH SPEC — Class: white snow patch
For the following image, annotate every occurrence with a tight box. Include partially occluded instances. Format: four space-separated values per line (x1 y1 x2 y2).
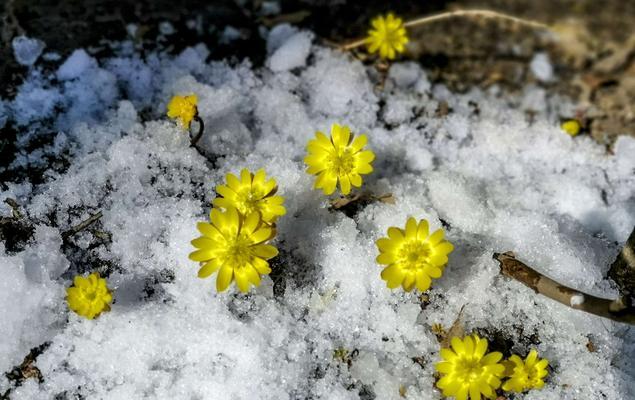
267 31 313 72
570 294 585 306
530 52 554 82
12 36 45 66
57 49 97 80
0 36 634 400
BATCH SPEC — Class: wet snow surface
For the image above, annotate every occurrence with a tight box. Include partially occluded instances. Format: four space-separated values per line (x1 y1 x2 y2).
1 27 635 400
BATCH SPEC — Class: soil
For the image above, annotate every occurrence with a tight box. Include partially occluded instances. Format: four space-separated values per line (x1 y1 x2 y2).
1 0 634 142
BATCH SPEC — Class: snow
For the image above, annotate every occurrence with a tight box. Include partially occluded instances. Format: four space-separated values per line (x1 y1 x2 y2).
530 52 554 82
1 26 634 400
57 49 97 81
570 294 585 307
267 31 313 72
12 36 45 66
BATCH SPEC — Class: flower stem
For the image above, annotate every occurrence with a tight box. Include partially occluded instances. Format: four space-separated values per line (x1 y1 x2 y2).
190 115 204 146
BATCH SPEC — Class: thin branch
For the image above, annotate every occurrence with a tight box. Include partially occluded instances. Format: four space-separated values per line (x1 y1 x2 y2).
329 191 395 210
62 211 103 239
493 251 635 325
340 9 552 51
190 115 204 146
608 226 635 304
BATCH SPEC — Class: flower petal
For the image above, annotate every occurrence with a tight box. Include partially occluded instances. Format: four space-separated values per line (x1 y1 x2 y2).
339 175 351 195
251 257 272 275
482 351 503 365
234 268 250 293
252 244 278 259
380 264 405 288
191 236 219 249
350 134 368 152
402 272 416 291
424 265 442 279
440 348 457 361
428 229 445 245
475 336 488 359
189 249 216 262
198 259 223 278
216 185 237 200
245 264 261 286
253 169 266 189
349 173 362 187
376 252 396 265
242 211 260 235
451 337 466 354
240 169 252 186
435 361 453 374
417 219 429 239
435 241 454 256
216 265 234 292
415 269 432 291
355 150 375 164
525 349 538 367
387 227 404 241
376 238 395 252
226 173 241 191
355 163 373 175
469 385 480 400
405 217 417 238
197 222 223 240
251 227 273 244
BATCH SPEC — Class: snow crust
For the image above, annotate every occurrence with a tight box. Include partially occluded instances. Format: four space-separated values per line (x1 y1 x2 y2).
530 52 554 82
1 28 634 400
12 36 45 66
267 30 313 72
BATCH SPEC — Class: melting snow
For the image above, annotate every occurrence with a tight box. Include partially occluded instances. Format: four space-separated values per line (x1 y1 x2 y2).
1 25 634 400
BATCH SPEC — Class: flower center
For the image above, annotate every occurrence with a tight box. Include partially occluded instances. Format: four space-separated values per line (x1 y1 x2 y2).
327 148 355 175
224 236 252 267
397 240 431 270
456 358 484 383
236 190 263 214
383 29 398 43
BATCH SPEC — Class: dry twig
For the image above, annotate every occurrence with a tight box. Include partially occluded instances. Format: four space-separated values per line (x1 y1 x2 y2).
608 227 635 305
494 251 635 325
62 211 103 239
329 192 395 209
340 9 553 51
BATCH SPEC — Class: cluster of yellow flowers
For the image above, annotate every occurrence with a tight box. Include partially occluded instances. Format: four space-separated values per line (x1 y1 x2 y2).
436 334 549 400
65 121 452 314
63 15 553 396
190 169 286 293
304 124 453 292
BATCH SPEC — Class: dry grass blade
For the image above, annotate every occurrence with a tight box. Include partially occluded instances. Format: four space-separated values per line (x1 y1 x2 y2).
494 251 635 325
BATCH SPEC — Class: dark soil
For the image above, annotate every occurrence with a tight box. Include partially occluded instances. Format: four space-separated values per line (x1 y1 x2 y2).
2 0 634 143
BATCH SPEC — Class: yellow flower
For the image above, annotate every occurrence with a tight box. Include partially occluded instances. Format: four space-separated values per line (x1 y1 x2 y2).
304 123 375 195
213 169 286 224
66 272 113 319
435 335 506 400
366 13 409 60
376 217 453 292
502 350 549 393
167 94 198 128
189 206 279 293
561 119 581 136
